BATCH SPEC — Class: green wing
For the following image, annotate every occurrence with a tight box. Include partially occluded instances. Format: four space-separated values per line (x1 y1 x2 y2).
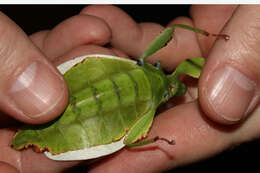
11 55 153 154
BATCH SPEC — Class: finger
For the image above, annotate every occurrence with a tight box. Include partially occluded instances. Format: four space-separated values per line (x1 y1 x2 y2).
80 5 143 58
199 5 260 124
190 5 237 56
0 12 68 124
30 14 112 60
81 5 202 71
88 101 260 173
108 47 129 59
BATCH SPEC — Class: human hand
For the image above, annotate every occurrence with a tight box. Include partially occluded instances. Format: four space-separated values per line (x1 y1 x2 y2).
0 10 128 172
80 5 260 172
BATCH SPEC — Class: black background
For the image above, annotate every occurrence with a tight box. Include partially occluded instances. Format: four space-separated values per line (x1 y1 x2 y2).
0 5 259 173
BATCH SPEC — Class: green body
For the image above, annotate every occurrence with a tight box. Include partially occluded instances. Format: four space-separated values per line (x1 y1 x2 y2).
11 24 212 156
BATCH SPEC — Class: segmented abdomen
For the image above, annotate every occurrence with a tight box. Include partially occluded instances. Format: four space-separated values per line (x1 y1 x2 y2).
58 68 153 152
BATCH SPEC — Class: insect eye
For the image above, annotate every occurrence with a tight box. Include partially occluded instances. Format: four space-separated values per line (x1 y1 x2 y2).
163 92 169 99
137 59 143 66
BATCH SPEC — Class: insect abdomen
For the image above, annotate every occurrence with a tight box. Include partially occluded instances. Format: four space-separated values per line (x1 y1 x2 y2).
71 68 152 114
11 59 154 154
43 68 153 152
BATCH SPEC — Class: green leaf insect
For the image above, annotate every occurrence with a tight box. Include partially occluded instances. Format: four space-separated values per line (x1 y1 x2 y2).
11 24 229 161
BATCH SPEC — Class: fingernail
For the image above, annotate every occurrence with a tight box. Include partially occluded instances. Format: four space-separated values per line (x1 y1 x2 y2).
206 66 256 122
9 61 65 118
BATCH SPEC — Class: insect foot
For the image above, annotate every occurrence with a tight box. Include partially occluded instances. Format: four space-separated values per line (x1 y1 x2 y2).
153 136 175 145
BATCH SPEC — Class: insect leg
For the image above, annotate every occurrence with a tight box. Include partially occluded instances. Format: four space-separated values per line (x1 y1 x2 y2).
139 24 229 62
126 136 175 147
171 24 230 41
124 109 174 147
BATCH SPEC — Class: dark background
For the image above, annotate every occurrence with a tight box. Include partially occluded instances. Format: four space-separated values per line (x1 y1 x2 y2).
0 5 259 173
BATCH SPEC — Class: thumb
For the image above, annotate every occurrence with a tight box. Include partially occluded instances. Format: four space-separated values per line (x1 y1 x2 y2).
0 12 68 124
199 5 260 124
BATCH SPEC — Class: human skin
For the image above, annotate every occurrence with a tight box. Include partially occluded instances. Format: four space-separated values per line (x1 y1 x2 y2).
1 5 260 173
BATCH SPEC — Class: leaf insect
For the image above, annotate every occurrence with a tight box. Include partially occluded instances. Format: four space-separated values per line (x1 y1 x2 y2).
11 24 229 161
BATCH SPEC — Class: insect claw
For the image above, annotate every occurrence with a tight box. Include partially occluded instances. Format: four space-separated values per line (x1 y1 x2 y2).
153 136 175 145
212 34 230 41
203 31 210 37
